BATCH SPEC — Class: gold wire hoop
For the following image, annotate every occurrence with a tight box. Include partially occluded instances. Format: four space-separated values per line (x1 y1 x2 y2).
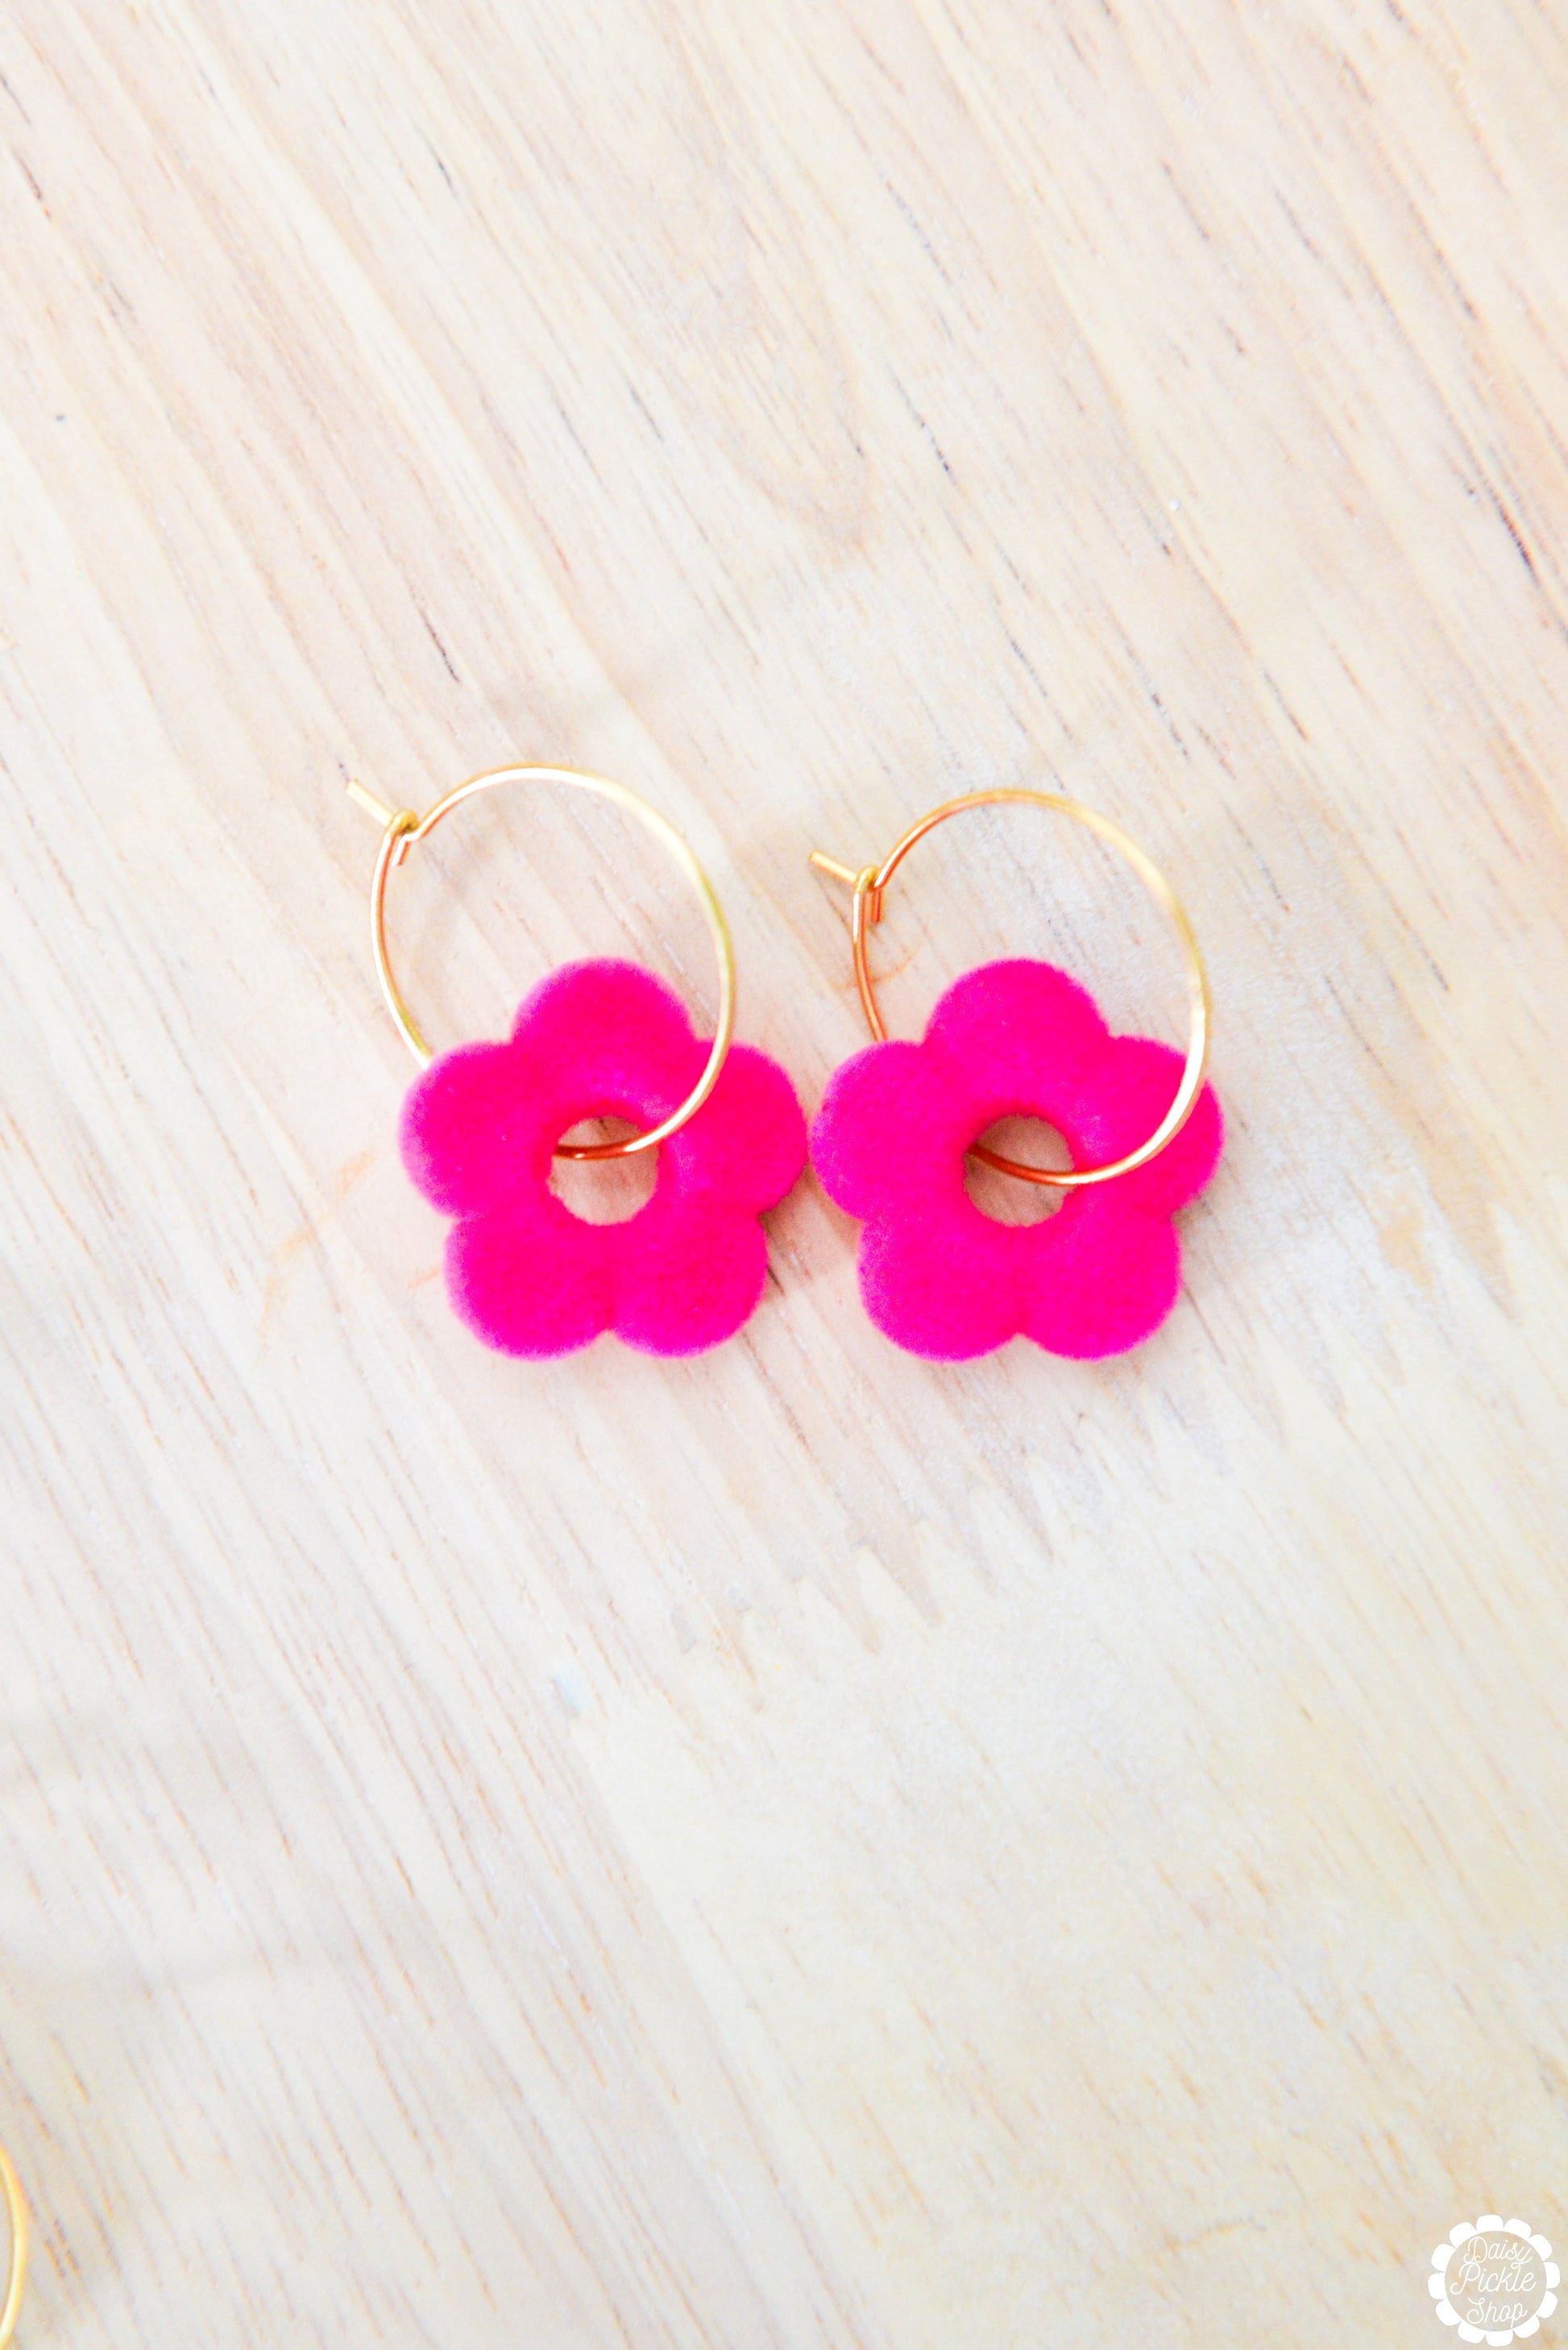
0 2140 27 2350
811 790 1211 1190
349 765 736 1162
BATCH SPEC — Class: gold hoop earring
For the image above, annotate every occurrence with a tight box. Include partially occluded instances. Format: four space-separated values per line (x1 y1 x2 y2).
812 788 1210 1186
348 762 807 1360
349 763 736 1160
0 2140 28 2350
809 788 1223 1364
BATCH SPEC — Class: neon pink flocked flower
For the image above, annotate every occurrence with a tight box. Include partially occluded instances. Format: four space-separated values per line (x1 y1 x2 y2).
811 960 1222 1361
400 960 806 1360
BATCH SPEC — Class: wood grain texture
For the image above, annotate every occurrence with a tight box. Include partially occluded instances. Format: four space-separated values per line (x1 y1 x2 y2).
2 1 1566 2342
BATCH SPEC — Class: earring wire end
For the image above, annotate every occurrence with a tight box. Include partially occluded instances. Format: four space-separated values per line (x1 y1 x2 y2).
810 851 883 924
808 850 859 886
346 778 403 828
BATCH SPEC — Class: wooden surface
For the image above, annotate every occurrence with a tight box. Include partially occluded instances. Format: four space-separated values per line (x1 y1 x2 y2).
2 2 1566 2342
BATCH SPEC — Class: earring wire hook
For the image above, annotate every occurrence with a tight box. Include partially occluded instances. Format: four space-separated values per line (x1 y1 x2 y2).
811 789 1210 1190
350 765 736 1162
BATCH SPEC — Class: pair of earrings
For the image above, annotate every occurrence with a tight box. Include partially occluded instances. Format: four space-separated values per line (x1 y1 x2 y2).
348 766 1223 1364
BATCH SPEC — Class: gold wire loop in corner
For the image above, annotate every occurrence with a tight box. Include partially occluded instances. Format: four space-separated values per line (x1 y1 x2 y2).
350 765 736 1162
0 2140 27 2350
811 790 1211 1190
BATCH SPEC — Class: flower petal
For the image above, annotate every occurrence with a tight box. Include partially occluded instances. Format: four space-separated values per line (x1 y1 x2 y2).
925 960 1113 1115
1018 1195 1183 1358
664 1042 807 1214
445 1194 613 1358
1074 1038 1223 1216
400 1039 549 1215
612 1194 769 1357
400 958 702 1216
812 1040 971 1220
512 958 703 1128
858 1207 1024 1360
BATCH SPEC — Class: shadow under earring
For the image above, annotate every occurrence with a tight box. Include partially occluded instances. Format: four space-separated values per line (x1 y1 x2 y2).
809 790 1222 1363
350 765 806 1360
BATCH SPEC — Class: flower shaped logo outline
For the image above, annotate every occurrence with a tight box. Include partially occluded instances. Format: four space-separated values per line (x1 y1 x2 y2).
400 959 806 1359
1429 2217 1558 2344
811 959 1223 1362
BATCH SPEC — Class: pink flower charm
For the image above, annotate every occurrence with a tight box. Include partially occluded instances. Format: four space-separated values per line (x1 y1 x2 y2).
400 960 807 1360
811 960 1223 1362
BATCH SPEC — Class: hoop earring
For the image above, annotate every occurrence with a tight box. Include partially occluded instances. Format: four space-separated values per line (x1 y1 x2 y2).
809 791 1223 1362
0 2140 27 2350
350 766 806 1360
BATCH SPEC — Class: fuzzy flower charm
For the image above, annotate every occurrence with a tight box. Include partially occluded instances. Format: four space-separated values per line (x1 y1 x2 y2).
811 960 1222 1362
400 960 806 1360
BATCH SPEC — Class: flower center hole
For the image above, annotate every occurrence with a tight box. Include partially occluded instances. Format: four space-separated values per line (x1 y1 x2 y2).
550 1116 659 1224
964 1118 1071 1225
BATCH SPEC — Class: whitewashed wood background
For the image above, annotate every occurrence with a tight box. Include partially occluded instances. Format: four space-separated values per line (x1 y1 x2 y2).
2 1 1566 2343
